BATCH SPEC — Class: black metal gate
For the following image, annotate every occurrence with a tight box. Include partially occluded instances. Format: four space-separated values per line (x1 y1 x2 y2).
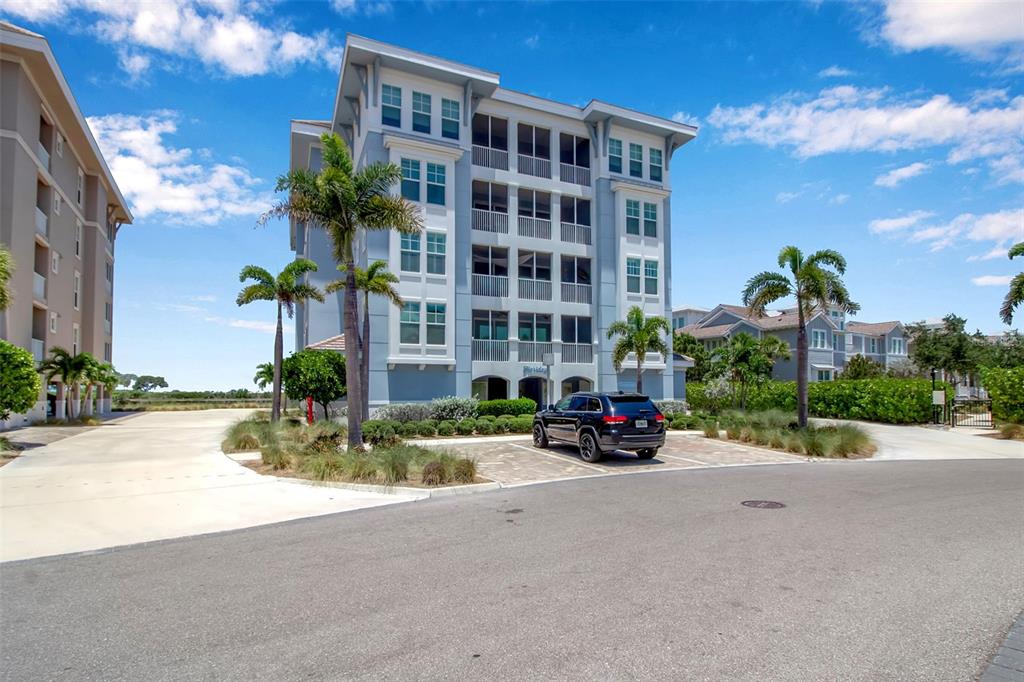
950 398 994 428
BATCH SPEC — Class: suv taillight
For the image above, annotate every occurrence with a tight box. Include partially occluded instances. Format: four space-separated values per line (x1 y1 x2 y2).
602 415 628 424
655 414 665 422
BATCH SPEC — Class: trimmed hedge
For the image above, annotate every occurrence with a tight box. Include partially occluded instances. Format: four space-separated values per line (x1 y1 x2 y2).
687 378 953 424
477 398 537 417
981 367 1024 423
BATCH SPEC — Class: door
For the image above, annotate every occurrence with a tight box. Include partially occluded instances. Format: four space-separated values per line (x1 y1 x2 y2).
545 394 574 441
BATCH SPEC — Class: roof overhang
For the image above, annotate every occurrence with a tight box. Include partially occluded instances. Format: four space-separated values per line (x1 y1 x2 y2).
583 100 698 152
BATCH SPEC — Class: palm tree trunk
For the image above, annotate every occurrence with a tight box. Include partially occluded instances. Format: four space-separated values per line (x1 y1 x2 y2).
361 291 370 423
636 358 644 394
343 256 363 449
796 304 809 428
272 301 283 423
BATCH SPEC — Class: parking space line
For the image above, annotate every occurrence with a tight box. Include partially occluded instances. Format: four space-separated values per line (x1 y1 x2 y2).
507 443 608 472
657 453 717 466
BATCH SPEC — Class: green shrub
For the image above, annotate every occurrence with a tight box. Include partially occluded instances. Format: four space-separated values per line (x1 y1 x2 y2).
783 432 803 454
343 453 378 481
374 402 433 423
261 444 291 470
510 416 534 433
477 398 537 417
374 449 410 484
455 419 476 436
670 416 687 430
703 421 720 438
831 424 875 457
739 426 755 443
421 460 449 486
491 417 511 434
767 429 786 449
437 421 456 437
398 422 419 438
981 367 1024 424
725 424 742 440
368 425 401 448
475 420 496 435
478 415 497 422
799 429 833 457
223 418 278 453
302 451 344 480
416 420 437 437
0 340 41 421
430 396 479 422
452 458 477 483
998 423 1024 440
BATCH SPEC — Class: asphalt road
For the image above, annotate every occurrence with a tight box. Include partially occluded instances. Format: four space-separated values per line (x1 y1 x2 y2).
2 460 1022 681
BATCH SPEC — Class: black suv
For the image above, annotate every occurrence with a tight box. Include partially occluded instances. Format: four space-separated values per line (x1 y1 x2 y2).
532 392 665 463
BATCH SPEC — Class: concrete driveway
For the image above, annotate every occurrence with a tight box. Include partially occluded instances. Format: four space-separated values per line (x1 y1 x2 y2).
815 420 1024 460
0 410 418 562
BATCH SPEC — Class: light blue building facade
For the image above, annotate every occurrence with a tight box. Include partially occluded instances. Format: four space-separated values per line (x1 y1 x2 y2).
290 36 697 408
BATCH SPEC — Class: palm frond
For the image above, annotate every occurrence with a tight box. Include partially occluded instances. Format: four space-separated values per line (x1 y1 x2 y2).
292 284 326 306
777 245 803 275
742 272 792 315
1000 272 1024 325
236 284 275 306
238 265 274 287
358 194 423 234
806 249 847 274
1007 242 1023 260
282 258 319 280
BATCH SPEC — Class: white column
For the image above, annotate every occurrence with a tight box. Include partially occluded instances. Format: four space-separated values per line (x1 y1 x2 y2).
55 383 66 420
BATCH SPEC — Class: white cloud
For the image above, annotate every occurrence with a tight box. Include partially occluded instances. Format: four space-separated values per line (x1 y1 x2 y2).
0 0 342 77
204 317 289 334
818 65 855 78
868 210 934 234
971 275 1014 286
86 111 273 225
330 0 392 16
874 161 931 187
671 111 700 127
880 0 1024 58
776 191 800 204
708 86 1024 184
870 207 1024 253
967 245 1010 262
830 193 850 205
524 34 540 49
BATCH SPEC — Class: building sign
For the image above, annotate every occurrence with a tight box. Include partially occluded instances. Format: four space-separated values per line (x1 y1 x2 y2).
523 365 549 377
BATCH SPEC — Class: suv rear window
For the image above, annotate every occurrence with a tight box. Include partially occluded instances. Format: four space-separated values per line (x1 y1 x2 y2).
608 396 658 415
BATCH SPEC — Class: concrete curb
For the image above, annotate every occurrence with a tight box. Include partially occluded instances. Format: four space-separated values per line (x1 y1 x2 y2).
272 475 502 498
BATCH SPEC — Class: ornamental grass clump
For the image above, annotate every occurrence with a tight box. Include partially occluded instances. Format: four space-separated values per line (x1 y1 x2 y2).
301 450 344 481
831 424 875 457
767 429 787 449
342 452 378 481
452 458 477 483
375 448 410 484
703 421 720 439
222 418 278 453
421 460 448 486
783 432 804 454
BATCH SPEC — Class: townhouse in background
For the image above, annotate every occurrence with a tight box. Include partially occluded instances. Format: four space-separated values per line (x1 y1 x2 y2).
0 22 132 426
290 36 696 408
678 304 908 382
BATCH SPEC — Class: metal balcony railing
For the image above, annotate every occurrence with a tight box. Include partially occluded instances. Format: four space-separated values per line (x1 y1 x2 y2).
517 154 551 179
562 343 594 364
472 273 509 298
472 339 509 362
472 145 509 171
560 282 592 305
517 216 551 240
518 341 553 363
37 142 49 171
472 208 509 234
518 277 552 301
35 207 48 238
560 222 592 246
33 272 46 301
559 163 591 186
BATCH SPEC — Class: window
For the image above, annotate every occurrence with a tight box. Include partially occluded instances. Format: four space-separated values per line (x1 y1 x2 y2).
426 233 446 275
400 158 420 201
868 338 878 354
51 251 59 274
817 369 832 382
518 313 552 342
472 114 508 150
76 168 84 206
472 181 508 213
472 310 509 340
626 258 641 293
833 333 842 350
400 233 420 272
411 91 431 134
625 199 640 235
104 342 111 362
517 123 550 159
560 256 591 285
53 193 62 215
426 303 446 345
55 133 64 157
105 302 111 322
105 261 113 284
890 338 905 354
561 315 592 344
518 250 551 281
560 197 590 226
629 143 643 177
517 188 551 220
649 148 663 182
73 271 80 310
72 323 80 355
426 163 445 205
441 98 460 140
609 138 622 173
559 133 590 168
830 310 845 331
49 311 57 333
472 245 509 276
644 259 658 295
643 202 657 237
75 221 81 257
400 302 420 344
381 84 401 127
811 330 827 349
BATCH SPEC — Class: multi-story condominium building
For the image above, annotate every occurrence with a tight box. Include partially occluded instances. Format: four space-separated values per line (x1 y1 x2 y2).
0 22 132 425
671 305 708 332
290 36 696 408
678 304 909 382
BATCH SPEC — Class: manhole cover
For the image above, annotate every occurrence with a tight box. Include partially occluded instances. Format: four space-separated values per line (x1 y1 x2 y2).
741 500 786 509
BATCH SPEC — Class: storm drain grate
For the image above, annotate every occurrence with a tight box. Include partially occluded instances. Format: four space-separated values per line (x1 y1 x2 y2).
741 500 786 509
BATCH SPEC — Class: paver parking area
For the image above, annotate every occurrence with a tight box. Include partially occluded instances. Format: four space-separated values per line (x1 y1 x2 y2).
440 432 805 486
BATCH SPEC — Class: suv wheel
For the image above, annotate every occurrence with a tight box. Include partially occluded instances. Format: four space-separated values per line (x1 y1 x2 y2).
637 448 657 460
532 423 549 448
578 432 603 463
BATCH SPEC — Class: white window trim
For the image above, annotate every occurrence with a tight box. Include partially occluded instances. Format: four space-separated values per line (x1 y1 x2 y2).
72 322 80 355
73 270 81 310
75 221 82 258
76 168 84 206
51 251 59 274
49 311 57 333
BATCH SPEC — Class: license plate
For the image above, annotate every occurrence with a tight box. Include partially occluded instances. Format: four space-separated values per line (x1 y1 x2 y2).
635 419 648 428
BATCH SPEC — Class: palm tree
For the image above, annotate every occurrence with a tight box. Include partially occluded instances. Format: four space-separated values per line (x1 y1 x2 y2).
253 362 274 390
236 259 324 422
82 360 116 416
38 347 90 421
743 246 859 427
326 260 402 421
1000 242 1023 325
710 332 791 409
262 132 421 448
607 306 672 394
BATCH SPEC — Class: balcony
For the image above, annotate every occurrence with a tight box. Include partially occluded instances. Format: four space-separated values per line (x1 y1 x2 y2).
560 222 592 246
518 154 551 179
472 209 509 234
517 216 551 240
560 282 592 305
562 343 594 364
472 339 509 362
35 207 48 238
472 273 509 298
31 338 45 363
472 145 509 171
518 341 553 363
518 277 552 301
559 163 591 186
37 141 49 171
33 272 46 302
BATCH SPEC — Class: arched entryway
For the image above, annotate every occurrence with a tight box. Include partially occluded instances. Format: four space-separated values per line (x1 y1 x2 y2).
471 376 509 401
561 376 593 397
518 376 547 409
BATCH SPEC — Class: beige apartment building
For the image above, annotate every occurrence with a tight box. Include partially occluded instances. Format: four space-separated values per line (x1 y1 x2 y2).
1 21 132 425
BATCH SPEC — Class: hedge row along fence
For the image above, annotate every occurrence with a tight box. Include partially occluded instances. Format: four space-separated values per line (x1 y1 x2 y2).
686 378 954 424
980 367 1024 424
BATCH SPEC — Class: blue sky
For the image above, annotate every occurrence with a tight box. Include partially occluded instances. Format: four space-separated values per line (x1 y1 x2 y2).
3 0 1021 389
